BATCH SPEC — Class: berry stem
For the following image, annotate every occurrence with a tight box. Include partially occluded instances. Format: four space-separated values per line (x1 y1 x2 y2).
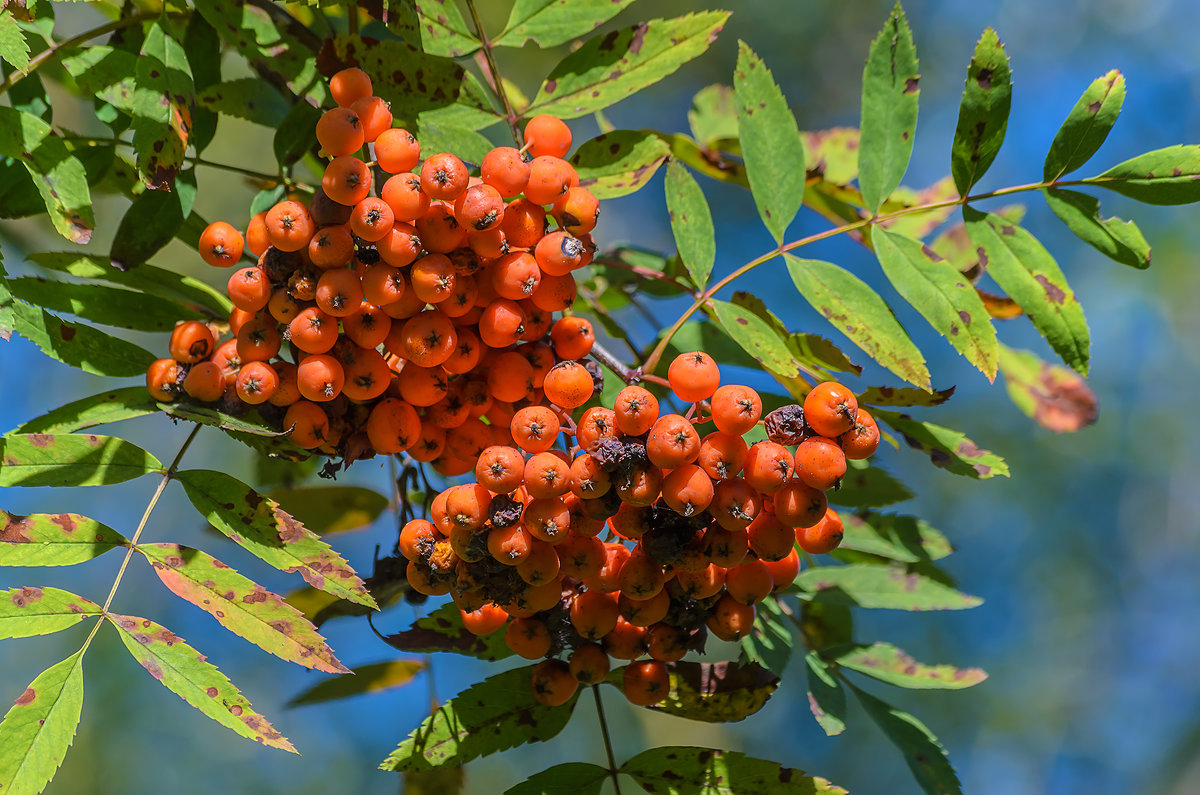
589 339 640 386
592 255 703 299
464 0 524 146
591 685 624 795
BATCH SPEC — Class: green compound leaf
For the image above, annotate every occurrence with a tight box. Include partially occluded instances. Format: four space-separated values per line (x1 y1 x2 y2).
381 601 512 662
5 277 203 332
840 512 953 563
379 664 580 772
710 299 798 378
504 762 609 795
0 11 31 72
138 543 350 674
872 227 998 380
1043 188 1150 270
997 344 1099 433
0 433 163 487
176 470 375 609
529 12 730 120
109 169 199 272
194 0 321 99
963 208 1090 374
688 84 738 148
0 296 156 377
734 41 805 244
0 511 127 566
801 600 853 650
0 106 93 243
287 660 422 708
873 409 1009 479
132 21 194 189
569 129 670 199
273 101 321 167
182 11 221 154
642 661 780 724
107 613 296 753
665 159 716 289
1043 69 1125 181
825 642 987 690
858 3 920 214
266 485 388 536
415 120 494 166
620 746 848 795
1092 144 1200 205
394 0 479 58
496 0 638 48
739 596 793 676
10 387 160 436
0 652 85 795
798 564 982 611
858 385 955 408
829 461 914 508
950 28 1011 196
196 78 288 127
849 682 961 795
805 651 846 736
0 587 100 639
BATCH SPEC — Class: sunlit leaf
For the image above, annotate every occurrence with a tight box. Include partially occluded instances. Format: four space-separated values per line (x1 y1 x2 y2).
0 433 162 487
951 28 1011 195
1092 144 1200 205
132 21 193 189
504 762 609 795
873 410 1008 478
1043 69 1125 180
1043 187 1151 269
798 564 982 610
849 683 961 795
0 107 93 242
5 277 203 332
381 602 512 661
840 512 952 563
640 661 779 723
160 403 312 461
688 83 738 148
10 387 159 436
858 4 920 214
997 344 1099 432
0 295 156 377
395 0 478 57
0 652 85 795
194 0 321 99
414 120 493 166
496 0 638 48
0 587 100 639
621 746 848 794
287 660 422 707
803 127 860 187
266 485 388 535
826 642 986 690
805 652 846 736
0 510 127 566
664 160 716 289
27 252 231 317
710 299 799 378
0 11 31 71
569 129 670 198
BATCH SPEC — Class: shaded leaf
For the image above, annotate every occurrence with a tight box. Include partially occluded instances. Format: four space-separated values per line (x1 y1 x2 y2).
196 78 287 127
643 661 779 723
0 652 84 795
798 564 982 611
829 461 914 508
496 0 638 49
688 84 738 148
0 510 127 566
5 277 203 332
266 485 388 535
195 0 321 98
10 387 160 436
873 410 1008 479
182 11 221 154
826 642 986 690
658 130 748 187
0 106 93 242
379 664 579 771
175 469 376 608
840 512 952 563
569 129 670 198
1043 187 1151 269
805 651 846 736
951 28 1011 195
139 543 349 674
0 296 156 377
107 613 296 753
739 597 792 676
785 255 930 389
405 767 466 795
849 683 961 795
963 208 1090 374
0 587 100 639
273 101 321 167
800 600 853 650
859 4 920 214
1092 144 1200 205
734 41 804 243
132 22 193 189
529 12 730 119
287 660 422 707
665 159 716 289
1044 69 1125 180
381 602 512 661
395 0 478 57
0 433 162 487
621 746 847 794
109 169 199 271
159 402 312 462
859 385 954 408
997 344 1098 433
504 762 609 795
652 319 759 372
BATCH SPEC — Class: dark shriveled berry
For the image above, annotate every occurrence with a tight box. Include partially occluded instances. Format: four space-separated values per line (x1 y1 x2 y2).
488 493 523 529
764 405 810 446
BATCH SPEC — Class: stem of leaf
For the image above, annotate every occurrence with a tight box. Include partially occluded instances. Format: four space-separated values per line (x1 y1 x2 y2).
63 134 298 186
464 0 523 145
592 685 623 795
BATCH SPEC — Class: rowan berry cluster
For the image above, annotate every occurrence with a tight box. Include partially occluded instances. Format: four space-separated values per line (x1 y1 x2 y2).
145 67 600 471
401 352 881 708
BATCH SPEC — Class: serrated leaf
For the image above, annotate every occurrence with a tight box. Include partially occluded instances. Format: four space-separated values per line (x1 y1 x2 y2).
504 762 609 795
790 333 862 376
740 597 792 676
197 78 288 127
859 4 920 214
1044 69 1124 180
395 0 479 57
138 543 349 674
829 461 914 508
379 664 579 771
109 169 199 271
734 41 804 243
798 564 982 611
381 602 512 661
1043 187 1151 269
951 28 1011 195
658 130 748 187
273 101 321 167
287 660 421 707
570 129 669 199
665 159 715 289
107 613 296 753
61 45 137 112
0 106 93 242
0 652 84 795
805 651 846 736
158 402 312 462
496 0 638 48
176 470 375 609
5 277 203 332
997 344 1099 433
849 683 961 795
641 661 779 723
620 746 847 794
0 433 163 487
266 485 388 535
10 388 158 436
0 510 127 566
709 299 799 378
859 385 955 408
132 22 193 189
826 642 986 690
872 227 998 379
0 587 100 639
964 208 1090 374
873 410 1008 479
840 512 952 563
688 84 738 148
0 10 31 71
0 297 156 377
529 12 729 119
1091 144 1200 205
785 255 930 389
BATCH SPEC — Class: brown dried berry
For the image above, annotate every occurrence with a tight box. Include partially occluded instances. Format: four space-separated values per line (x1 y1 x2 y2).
764 404 809 446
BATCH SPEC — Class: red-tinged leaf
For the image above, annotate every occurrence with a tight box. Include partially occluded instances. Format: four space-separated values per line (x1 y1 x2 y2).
287 660 422 707
0 511 127 566
0 433 163 487
138 543 349 674
840 513 953 563
798 564 982 611
0 652 85 795
951 28 1011 196
803 127 860 187
859 385 955 408
873 410 1009 479
879 176 959 240
825 642 987 690
805 651 846 736
570 130 670 199
382 602 512 661
0 587 100 639
639 661 780 723
107 613 296 753
176 469 376 609
998 345 1099 432
620 746 848 794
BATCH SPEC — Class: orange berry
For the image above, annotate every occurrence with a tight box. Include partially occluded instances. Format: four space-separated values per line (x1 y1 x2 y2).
182 361 225 402
622 660 669 706
534 230 584 277
697 431 747 481
380 172 429 222
283 401 329 449
500 198 546 247
480 146 530 198
773 479 827 529
840 408 880 459
742 441 794 494
235 360 279 405
349 197 395 242
614 385 660 436
552 186 599 236
146 358 183 402
542 361 593 409
646 414 701 469
661 464 715 517
803 381 859 437
706 594 755 641
315 107 364 156
199 221 244 267
746 512 795 562
168 320 216 364
315 268 365 317
569 642 610 685
323 156 372 206
524 114 572 159
330 67 372 107
794 436 847 491
245 214 270 258
420 152 469 201
297 354 344 402
797 508 844 555
710 384 762 437
226 266 271 313
350 95 392 143
374 128 420 173
511 405 561 454
530 659 577 706
524 155 573 205
453 183 505 232
667 351 720 403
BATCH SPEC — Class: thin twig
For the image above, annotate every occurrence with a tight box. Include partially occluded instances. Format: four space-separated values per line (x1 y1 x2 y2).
464 0 523 145
64 134 296 185
590 339 639 385
348 2 360 36
592 686 624 795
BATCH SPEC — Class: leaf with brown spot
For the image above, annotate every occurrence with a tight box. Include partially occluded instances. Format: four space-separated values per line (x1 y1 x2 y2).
5 276 205 332
825 642 987 690
797 564 982 611
840 512 953 563
0 586 100 639
859 384 955 408
0 433 163 487
1043 187 1151 270
873 409 1009 479
495 0 638 49
194 0 321 98
381 602 512 661
0 510 127 566
570 129 670 200
391 0 479 57
107 613 296 753
160 403 311 461
0 106 94 242
0 652 85 795
138 543 350 674
950 28 1011 195
287 660 422 707
997 344 1098 433
803 127 860 187
131 22 193 189
709 299 801 383
1044 70 1125 180
688 84 739 149
640 660 781 723
620 746 848 794
9 387 161 436
176 470 376 609
805 652 846 736
665 159 716 289
858 3 920 214
1092 144 1200 205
